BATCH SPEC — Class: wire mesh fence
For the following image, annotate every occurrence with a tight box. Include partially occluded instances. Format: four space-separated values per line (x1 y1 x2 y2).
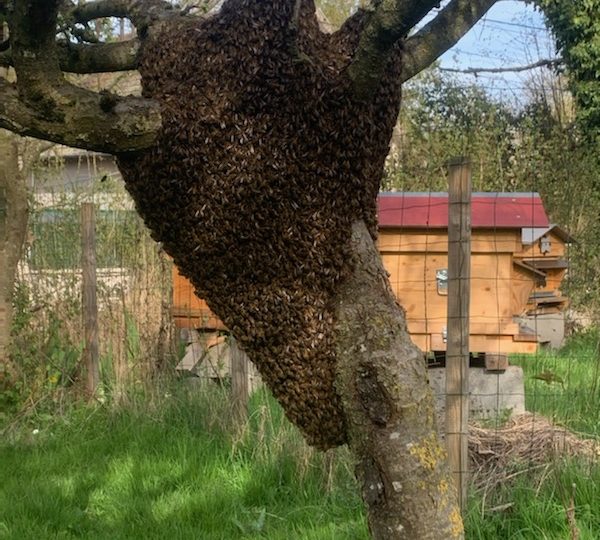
14 179 174 405
8 148 600 533
379 156 600 529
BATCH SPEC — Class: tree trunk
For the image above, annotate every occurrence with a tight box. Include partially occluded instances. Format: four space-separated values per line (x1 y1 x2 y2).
0 130 29 386
335 221 463 540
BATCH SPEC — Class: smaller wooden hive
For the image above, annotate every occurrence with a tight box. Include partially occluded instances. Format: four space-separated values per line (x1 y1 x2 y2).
172 192 572 355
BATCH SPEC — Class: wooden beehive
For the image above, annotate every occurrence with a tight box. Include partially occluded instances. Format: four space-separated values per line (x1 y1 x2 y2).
173 192 572 357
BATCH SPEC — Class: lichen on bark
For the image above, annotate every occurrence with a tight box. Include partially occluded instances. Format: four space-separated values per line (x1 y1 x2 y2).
334 221 462 539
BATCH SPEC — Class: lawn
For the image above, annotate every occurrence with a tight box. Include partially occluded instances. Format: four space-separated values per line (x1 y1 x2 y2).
1 331 599 539
512 329 600 437
0 387 367 539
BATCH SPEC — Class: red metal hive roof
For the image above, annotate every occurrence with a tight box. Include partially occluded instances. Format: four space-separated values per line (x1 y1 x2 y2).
377 192 550 229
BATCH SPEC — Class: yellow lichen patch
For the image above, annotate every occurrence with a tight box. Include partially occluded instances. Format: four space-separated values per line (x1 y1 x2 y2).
449 507 464 537
438 478 449 496
409 434 447 471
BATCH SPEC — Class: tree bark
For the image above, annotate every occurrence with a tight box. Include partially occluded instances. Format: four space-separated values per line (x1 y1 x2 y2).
0 130 28 386
335 221 463 540
1 39 142 74
1 0 161 153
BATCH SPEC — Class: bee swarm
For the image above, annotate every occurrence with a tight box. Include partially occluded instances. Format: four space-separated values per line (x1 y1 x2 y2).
118 0 402 449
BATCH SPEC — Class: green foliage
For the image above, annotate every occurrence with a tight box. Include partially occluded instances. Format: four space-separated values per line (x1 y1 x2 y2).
384 70 518 192
1 365 599 539
0 282 82 416
3 176 172 414
535 0 600 141
29 205 147 270
465 463 600 539
125 312 141 365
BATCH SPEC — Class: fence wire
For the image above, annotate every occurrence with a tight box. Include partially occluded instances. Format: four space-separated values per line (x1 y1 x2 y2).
12 150 600 533
15 179 174 404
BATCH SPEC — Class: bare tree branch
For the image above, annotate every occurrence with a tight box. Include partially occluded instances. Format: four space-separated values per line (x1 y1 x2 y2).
2 0 185 75
3 0 160 153
67 0 178 34
347 0 441 99
57 39 141 72
401 0 498 83
1 39 140 73
441 58 563 75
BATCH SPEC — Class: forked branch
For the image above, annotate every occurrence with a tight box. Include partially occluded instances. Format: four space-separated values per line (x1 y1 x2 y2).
347 0 441 99
0 77 159 153
66 0 177 35
2 0 160 153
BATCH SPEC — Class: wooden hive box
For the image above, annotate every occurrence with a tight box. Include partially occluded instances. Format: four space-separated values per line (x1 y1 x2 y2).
378 192 572 357
172 192 572 358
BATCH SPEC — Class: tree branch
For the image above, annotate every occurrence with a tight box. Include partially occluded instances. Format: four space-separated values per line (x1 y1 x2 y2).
347 0 441 99
67 0 177 35
0 77 160 153
440 57 563 75
3 0 160 153
401 0 498 83
1 39 140 73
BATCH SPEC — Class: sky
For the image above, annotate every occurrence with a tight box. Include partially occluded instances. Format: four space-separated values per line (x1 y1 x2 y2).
434 0 558 107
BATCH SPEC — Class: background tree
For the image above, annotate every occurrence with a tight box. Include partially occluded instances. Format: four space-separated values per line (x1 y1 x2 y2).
0 130 28 398
385 66 600 316
384 68 516 192
533 0 600 141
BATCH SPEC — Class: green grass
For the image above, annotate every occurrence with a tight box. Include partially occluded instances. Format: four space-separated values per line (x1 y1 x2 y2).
0 386 368 540
1 331 600 539
465 329 600 539
465 462 600 539
512 329 600 437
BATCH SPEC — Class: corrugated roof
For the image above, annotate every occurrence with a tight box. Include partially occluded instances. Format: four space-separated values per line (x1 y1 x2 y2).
377 192 550 229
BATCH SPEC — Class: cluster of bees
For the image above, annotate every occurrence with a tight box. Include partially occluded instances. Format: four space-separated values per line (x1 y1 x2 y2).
118 0 404 449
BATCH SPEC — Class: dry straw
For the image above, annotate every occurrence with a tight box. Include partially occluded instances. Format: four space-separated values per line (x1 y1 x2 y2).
469 412 600 488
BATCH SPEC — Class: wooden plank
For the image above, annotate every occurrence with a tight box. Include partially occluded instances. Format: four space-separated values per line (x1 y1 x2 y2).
484 353 509 371
511 265 537 316
172 265 227 330
172 309 227 330
406 320 520 336
81 203 100 397
176 341 205 372
516 230 566 258
469 253 513 320
230 338 249 427
378 229 518 254
445 158 471 512
544 268 567 293
384 251 514 332
426 333 537 354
